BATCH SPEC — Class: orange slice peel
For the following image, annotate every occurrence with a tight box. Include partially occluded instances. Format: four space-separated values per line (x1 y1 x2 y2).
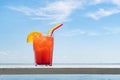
27 31 42 43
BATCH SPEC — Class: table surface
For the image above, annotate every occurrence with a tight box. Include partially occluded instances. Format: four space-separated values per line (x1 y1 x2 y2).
1 65 120 74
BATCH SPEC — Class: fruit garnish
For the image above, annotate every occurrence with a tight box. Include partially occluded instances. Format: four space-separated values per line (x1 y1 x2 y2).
27 31 42 43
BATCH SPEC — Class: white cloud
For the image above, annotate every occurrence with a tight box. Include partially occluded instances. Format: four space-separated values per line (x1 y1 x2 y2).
111 0 120 6
85 0 120 6
60 29 103 37
87 8 120 20
7 6 34 16
104 27 120 34
88 32 101 36
60 29 86 37
0 51 9 55
7 0 120 23
60 26 120 37
83 0 120 20
8 0 82 24
86 0 105 5
92 0 103 3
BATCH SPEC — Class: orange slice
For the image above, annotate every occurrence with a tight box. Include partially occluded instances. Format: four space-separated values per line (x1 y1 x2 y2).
27 31 42 43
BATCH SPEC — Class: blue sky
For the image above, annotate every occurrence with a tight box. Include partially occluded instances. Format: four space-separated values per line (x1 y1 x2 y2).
0 0 120 64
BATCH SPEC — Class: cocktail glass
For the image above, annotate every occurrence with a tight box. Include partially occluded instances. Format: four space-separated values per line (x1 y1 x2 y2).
33 35 54 66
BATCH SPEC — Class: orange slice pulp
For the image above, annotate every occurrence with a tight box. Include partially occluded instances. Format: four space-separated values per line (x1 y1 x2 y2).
27 31 42 43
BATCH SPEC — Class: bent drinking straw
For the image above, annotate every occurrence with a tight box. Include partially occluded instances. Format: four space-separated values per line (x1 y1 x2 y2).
50 24 63 36
47 23 63 36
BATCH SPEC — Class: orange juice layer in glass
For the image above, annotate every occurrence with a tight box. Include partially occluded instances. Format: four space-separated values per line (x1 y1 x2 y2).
33 35 54 66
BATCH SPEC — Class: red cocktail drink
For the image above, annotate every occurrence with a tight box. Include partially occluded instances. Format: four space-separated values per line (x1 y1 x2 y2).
27 24 63 66
33 35 54 66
